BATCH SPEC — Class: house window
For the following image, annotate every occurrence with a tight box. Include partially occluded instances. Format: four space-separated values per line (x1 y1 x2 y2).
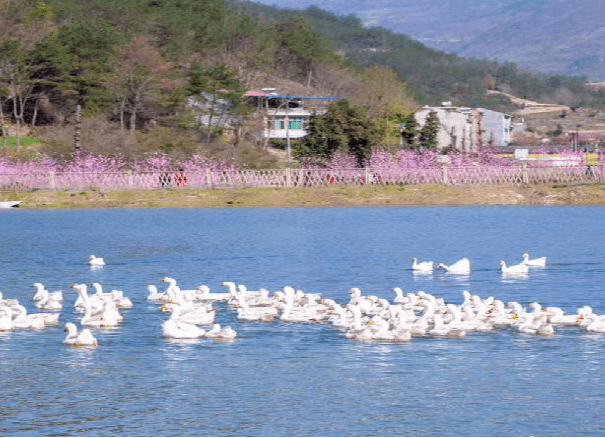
275 118 285 129
289 117 304 130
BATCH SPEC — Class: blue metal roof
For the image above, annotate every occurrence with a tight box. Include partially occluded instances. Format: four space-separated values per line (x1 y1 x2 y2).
266 95 341 100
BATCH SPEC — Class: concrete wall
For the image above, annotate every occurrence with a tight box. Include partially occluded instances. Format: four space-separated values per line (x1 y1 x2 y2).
415 106 512 151
415 107 474 151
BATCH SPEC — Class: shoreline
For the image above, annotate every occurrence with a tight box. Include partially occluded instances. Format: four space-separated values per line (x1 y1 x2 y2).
3 183 605 209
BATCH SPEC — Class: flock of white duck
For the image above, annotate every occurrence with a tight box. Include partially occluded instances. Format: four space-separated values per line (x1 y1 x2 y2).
2 251 604 347
411 252 547 275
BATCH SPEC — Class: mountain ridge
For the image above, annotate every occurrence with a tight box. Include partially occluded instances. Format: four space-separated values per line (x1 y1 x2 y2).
251 0 605 80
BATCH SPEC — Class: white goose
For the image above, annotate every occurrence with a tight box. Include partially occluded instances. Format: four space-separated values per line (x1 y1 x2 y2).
63 322 98 347
280 300 325 323
161 302 216 325
194 285 231 302
88 255 105 266
32 283 64 302
0 306 14 331
34 289 63 311
147 285 167 302
81 301 121 328
522 253 547 267
110 290 133 308
205 323 237 340
500 260 529 275
585 316 605 333
411 257 434 272
12 305 47 329
437 257 471 275
93 282 132 308
161 303 206 339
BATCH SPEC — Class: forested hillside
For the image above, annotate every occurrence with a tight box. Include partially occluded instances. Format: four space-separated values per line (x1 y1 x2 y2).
241 2 605 111
0 0 420 165
1 0 604 168
250 0 605 81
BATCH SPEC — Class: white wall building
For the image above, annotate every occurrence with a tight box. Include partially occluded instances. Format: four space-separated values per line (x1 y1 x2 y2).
244 89 340 141
264 107 316 140
414 103 513 151
415 104 475 151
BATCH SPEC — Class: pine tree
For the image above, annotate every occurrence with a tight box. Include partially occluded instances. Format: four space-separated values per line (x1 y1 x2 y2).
400 112 419 150
419 111 440 151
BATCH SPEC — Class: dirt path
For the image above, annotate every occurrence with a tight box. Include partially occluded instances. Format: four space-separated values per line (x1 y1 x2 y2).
487 90 570 115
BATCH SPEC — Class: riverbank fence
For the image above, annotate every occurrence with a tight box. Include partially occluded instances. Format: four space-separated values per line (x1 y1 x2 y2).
1 163 604 192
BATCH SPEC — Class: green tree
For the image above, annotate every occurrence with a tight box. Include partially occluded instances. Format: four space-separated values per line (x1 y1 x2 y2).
186 62 246 141
399 112 419 150
275 15 335 86
295 99 378 167
418 110 439 151
0 38 38 146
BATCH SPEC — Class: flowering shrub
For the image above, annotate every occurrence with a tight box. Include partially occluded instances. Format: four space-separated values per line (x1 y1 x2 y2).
59 151 128 173
0 147 592 175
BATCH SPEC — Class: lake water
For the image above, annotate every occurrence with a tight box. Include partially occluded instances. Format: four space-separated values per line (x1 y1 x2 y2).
1 205 605 436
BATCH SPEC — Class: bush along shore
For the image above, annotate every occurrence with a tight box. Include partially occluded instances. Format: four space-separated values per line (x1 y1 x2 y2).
4 183 605 209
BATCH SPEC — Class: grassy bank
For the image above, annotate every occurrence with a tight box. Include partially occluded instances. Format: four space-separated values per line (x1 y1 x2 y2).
3 183 605 209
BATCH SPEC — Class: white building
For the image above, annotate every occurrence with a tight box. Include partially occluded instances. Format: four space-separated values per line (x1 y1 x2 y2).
264 106 315 140
244 89 340 141
415 104 475 151
414 103 513 151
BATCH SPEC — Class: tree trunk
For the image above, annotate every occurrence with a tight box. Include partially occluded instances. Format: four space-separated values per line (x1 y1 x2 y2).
119 98 125 132
74 104 81 151
129 107 136 134
306 62 313 88
11 94 21 147
0 97 6 148
31 98 38 127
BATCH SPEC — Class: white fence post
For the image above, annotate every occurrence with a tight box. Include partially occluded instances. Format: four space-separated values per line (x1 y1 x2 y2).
285 168 292 188
522 163 529 184
442 165 448 185
49 171 55 190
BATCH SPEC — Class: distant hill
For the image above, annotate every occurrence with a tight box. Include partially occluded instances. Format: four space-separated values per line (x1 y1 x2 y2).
250 0 605 80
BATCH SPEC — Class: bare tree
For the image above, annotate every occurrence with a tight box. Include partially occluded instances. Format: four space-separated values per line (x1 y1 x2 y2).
112 36 170 134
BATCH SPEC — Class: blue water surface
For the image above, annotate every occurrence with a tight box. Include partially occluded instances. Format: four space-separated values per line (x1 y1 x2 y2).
1 205 605 436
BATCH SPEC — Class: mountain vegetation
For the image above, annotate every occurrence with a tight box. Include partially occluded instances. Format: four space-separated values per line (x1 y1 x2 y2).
1 0 604 169
250 0 605 81
242 2 605 111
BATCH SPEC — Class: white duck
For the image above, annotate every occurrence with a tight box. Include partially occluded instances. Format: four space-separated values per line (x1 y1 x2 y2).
500 260 529 275
0 306 14 331
80 300 121 328
205 323 237 340
88 255 105 266
34 289 63 311
93 284 133 308
147 285 167 302
161 302 215 325
411 257 434 272
110 290 133 308
161 303 206 339
194 285 231 302
522 253 547 267
63 322 98 347
437 257 471 275
32 283 64 302
280 301 325 323
12 305 46 329
71 284 104 315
